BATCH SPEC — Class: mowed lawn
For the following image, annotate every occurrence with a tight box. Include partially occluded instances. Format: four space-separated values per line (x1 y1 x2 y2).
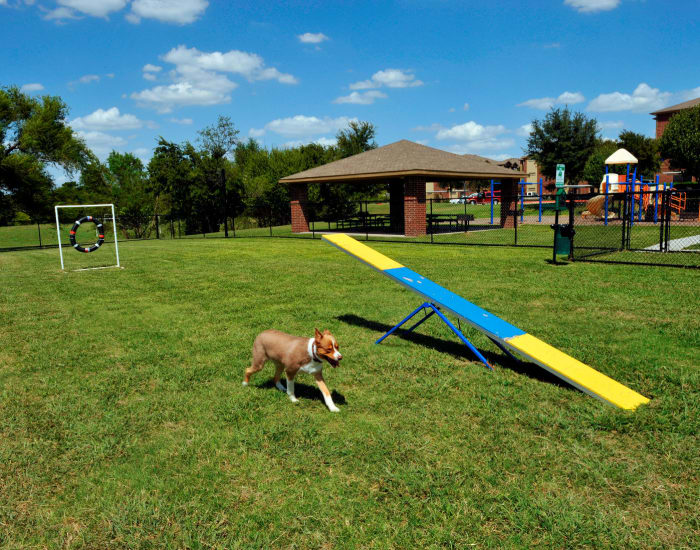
0 238 698 549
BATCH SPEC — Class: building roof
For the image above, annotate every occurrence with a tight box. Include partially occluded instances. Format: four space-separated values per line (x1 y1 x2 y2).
279 140 525 183
605 148 638 165
650 97 700 115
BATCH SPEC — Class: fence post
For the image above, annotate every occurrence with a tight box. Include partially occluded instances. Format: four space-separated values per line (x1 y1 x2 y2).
567 191 575 261
490 180 494 225
430 198 434 244
155 214 160 239
538 178 542 223
365 201 369 241
513 200 518 246
37 220 42 248
658 190 665 252
520 180 524 223
311 204 315 239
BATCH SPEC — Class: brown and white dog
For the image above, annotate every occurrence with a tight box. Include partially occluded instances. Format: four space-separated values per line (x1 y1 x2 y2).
243 328 343 412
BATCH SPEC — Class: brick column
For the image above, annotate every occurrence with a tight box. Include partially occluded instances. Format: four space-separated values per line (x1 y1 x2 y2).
403 176 426 236
289 183 310 233
389 180 404 234
500 179 518 228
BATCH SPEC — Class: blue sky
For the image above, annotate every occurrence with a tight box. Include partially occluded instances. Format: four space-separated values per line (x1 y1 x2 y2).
2 0 699 183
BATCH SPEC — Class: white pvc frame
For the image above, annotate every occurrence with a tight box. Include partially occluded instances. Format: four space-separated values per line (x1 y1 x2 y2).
55 203 121 271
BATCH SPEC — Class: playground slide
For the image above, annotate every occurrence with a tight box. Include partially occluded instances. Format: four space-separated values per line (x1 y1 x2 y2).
322 233 649 410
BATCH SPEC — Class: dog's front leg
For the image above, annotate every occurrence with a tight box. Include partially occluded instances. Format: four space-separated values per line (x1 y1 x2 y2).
286 371 299 403
314 373 340 412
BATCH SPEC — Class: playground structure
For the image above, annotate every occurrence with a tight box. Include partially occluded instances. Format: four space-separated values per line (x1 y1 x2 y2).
322 233 650 410
582 148 693 224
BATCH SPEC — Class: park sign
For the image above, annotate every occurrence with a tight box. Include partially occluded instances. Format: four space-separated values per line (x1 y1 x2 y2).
556 164 565 188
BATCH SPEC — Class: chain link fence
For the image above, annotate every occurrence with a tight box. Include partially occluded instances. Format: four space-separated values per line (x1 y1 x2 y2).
571 188 700 269
3 189 699 270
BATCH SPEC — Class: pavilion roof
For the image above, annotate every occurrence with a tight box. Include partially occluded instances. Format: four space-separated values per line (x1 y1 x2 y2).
279 140 524 183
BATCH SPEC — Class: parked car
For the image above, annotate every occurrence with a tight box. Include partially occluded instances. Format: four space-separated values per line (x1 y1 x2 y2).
449 195 467 204
467 191 500 204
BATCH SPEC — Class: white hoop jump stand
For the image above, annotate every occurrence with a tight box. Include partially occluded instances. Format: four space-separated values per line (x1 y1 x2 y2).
55 203 121 271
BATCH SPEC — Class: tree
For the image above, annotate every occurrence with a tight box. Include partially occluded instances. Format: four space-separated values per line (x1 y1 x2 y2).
197 116 241 235
617 130 661 179
0 86 89 221
107 152 154 238
335 120 377 159
659 105 700 181
525 107 599 186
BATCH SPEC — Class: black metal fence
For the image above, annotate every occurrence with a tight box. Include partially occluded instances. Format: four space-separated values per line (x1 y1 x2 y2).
570 188 700 269
2 190 698 269
0 195 568 252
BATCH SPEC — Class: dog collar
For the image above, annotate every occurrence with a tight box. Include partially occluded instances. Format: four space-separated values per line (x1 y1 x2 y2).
308 338 322 363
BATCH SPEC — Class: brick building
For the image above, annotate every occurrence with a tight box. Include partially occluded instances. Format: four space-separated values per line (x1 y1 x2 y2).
651 97 700 184
280 140 524 237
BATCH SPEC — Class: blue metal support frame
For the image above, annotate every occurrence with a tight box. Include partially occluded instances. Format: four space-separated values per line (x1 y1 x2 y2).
375 302 494 370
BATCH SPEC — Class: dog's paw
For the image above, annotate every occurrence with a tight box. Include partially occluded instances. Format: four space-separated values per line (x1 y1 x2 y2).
289 396 299 403
242 381 248 387
328 405 340 413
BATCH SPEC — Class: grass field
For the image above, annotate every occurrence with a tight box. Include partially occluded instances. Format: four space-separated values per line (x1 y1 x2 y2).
1 238 699 548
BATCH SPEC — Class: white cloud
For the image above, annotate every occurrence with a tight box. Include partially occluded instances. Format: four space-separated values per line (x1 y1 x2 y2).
516 123 533 137
518 91 585 110
169 117 193 125
79 74 100 84
679 86 700 102
143 63 162 73
128 0 208 25
349 68 423 90
162 45 297 83
20 83 44 92
48 0 127 19
564 0 620 14
463 103 470 111
76 130 127 157
249 127 265 138
298 32 329 44
282 136 338 148
436 121 507 141
263 115 355 138
435 121 514 153
599 120 624 129
587 83 672 112
71 107 143 131
105 73 115 78
132 45 296 112
333 90 387 105
43 6 81 20
143 73 157 81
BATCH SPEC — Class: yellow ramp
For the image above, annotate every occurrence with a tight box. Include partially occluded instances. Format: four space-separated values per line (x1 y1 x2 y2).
505 334 650 410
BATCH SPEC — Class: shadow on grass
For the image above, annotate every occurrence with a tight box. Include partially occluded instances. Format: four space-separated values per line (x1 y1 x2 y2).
254 378 347 406
337 313 575 391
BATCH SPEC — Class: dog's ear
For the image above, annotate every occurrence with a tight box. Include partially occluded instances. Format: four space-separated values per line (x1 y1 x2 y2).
314 328 322 341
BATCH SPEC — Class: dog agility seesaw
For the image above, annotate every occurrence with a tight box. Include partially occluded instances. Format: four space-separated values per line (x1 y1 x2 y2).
322 233 649 410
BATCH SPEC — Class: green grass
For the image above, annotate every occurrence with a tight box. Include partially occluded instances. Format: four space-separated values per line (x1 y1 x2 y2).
1 238 699 548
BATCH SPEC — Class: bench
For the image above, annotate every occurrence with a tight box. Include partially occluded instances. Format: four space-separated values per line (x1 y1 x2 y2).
427 213 475 232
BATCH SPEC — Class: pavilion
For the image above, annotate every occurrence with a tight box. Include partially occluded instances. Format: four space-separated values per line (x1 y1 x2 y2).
279 139 525 236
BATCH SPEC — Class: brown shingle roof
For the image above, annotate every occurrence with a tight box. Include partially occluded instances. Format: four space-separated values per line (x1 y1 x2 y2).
279 140 525 183
650 97 700 115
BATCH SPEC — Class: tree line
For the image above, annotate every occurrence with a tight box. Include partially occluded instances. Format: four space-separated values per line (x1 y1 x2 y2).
2 85 699 229
0 85 379 230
